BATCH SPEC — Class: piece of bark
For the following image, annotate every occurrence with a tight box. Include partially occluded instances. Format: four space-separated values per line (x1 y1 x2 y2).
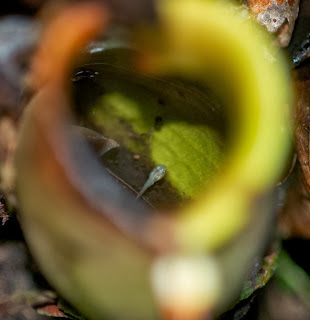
246 0 300 46
278 62 310 237
293 62 310 191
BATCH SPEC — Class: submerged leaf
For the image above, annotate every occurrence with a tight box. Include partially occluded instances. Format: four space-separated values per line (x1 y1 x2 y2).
151 122 223 198
69 125 119 156
83 63 225 200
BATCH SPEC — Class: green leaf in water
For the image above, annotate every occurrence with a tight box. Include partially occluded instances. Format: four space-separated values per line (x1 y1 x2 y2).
87 79 225 200
151 121 223 198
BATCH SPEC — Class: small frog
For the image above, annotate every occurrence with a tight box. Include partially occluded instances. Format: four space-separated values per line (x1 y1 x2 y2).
137 165 167 199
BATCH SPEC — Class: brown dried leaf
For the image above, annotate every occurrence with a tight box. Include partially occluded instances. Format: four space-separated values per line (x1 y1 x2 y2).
279 62 310 237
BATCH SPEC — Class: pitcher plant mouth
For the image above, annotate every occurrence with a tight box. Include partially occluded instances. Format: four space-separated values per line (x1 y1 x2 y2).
15 0 292 319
